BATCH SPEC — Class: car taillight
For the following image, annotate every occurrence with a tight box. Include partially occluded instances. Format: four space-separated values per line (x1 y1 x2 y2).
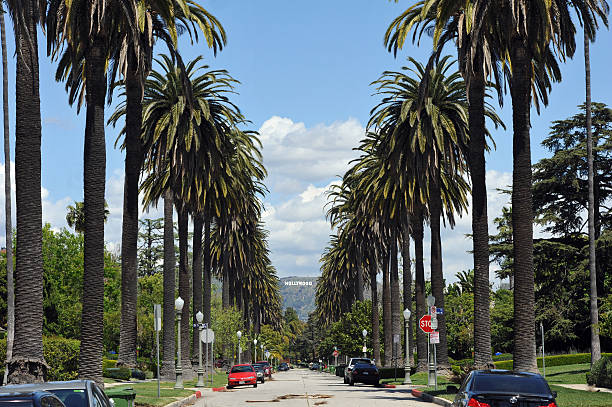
354 369 360 374
538 403 557 407
467 398 491 407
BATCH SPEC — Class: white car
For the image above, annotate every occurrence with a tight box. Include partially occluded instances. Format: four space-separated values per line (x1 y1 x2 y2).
343 357 372 384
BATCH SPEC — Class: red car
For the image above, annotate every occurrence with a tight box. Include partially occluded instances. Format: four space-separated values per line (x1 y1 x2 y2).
257 361 273 377
227 364 258 389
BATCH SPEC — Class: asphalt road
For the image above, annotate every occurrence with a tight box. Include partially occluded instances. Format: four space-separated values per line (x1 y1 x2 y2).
197 368 431 407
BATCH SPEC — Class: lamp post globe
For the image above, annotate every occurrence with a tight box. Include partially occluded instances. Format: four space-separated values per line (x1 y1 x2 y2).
362 329 367 357
254 339 258 362
403 308 412 384
174 297 184 389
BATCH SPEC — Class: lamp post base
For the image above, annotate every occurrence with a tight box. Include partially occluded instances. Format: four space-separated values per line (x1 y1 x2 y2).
174 368 184 389
404 367 412 384
196 368 205 388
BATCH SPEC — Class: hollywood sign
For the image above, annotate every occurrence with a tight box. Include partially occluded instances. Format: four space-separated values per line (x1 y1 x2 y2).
284 281 313 286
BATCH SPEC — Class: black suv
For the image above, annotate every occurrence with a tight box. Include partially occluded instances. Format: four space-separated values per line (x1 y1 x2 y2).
0 391 65 407
451 370 558 407
1 380 112 407
344 362 379 386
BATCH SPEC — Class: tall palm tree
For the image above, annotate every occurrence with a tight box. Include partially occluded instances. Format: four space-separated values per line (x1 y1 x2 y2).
5 0 47 383
1 1 14 385
368 57 476 369
46 0 141 383
584 28 601 365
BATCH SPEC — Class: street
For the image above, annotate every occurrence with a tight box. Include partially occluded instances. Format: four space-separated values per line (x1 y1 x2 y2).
197 368 430 407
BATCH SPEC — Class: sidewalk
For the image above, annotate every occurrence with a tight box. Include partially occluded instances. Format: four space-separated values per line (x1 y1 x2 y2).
556 384 612 394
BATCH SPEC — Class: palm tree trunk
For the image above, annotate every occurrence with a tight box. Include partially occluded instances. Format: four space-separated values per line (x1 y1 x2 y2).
401 226 413 367
390 230 402 365
222 251 230 309
510 38 537 373
370 263 381 367
468 67 493 369
202 215 212 369
355 263 364 302
160 190 176 379
413 208 427 372
191 215 203 359
8 0 46 384
177 205 193 379
382 247 392 367
118 66 143 368
79 37 107 384
1 8 14 386
429 181 449 368
584 30 601 365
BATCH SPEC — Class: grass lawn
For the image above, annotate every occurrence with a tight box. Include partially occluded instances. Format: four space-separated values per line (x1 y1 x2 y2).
105 370 228 407
538 363 590 384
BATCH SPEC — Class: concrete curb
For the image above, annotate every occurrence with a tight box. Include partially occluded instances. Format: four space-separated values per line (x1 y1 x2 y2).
411 389 452 406
164 393 198 407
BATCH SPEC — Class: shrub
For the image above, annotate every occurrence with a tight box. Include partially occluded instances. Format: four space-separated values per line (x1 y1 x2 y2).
586 356 612 389
102 358 117 370
493 353 612 370
378 366 416 379
145 371 154 380
103 367 131 380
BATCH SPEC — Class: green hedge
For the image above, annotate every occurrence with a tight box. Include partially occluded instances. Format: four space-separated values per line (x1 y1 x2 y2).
586 356 612 389
450 353 513 367
0 337 80 381
494 353 612 370
378 366 415 379
102 358 117 370
103 367 131 380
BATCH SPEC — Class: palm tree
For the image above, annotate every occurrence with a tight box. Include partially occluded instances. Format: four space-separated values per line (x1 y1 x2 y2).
1 1 14 385
5 0 47 383
368 57 475 369
66 201 110 234
584 27 601 365
160 189 175 379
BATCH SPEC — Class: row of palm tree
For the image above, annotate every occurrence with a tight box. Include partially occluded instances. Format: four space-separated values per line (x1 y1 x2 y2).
316 0 608 372
3 0 280 384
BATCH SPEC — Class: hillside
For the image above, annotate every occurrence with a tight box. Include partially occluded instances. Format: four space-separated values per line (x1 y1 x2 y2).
279 276 318 320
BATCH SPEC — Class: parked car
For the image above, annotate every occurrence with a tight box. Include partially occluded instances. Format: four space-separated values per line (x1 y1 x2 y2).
278 363 289 372
310 363 320 371
450 370 558 407
252 363 266 383
343 357 371 381
0 391 66 407
0 380 112 407
344 362 379 386
227 364 258 389
256 361 272 377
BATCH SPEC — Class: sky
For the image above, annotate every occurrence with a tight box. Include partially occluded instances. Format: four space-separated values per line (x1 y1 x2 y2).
1 0 611 286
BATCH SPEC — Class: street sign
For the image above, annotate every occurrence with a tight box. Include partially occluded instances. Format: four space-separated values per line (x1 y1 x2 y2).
430 332 440 344
265 350 270 358
153 304 161 332
430 305 437 315
393 334 400 344
332 350 339 357
426 295 436 307
200 328 215 343
419 315 434 333
436 307 444 315
430 318 438 330
362 346 367 353
193 323 208 328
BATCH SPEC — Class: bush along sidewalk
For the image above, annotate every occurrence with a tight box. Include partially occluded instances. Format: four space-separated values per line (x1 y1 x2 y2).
587 355 612 389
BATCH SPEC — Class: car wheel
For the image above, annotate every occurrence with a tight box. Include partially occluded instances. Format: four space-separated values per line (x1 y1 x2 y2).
253 383 258 388
226 386 233 389
349 379 354 386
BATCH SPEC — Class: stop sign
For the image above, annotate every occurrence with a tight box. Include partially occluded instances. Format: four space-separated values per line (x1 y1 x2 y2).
419 315 434 333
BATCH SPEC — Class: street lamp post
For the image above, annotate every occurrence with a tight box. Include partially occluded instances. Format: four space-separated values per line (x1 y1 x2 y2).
362 329 368 358
403 308 412 384
237 331 242 364
195 311 205 387
174 297 184 389
254 338 258 363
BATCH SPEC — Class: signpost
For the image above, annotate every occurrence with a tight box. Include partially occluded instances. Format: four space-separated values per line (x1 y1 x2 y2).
201 328 214 383
419 315 434 333
425 295 437 390
430 331 440 344
153 304 161 398
333 348 339 366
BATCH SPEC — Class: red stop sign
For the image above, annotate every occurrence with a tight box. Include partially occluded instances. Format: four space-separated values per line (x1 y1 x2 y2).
419 315 433 333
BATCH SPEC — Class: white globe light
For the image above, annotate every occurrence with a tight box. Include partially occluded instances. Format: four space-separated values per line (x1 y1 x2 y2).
403 308 411 320
196 311 203 323
174 297 184 311
254 339 258 345
362 329 367 338
237 330 242 339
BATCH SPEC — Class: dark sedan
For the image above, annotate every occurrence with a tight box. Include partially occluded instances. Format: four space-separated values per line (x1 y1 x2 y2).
345 362 379 386
451 370 557 407
0 381 111 407
0 391 65 407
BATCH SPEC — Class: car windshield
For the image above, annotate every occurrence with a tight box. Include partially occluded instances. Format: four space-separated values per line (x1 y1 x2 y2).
351 359 370 365
252 365 264 370
354 363 374 368
473 375 550 395
0 401 34 407
231 366 254 373
47 389 88 407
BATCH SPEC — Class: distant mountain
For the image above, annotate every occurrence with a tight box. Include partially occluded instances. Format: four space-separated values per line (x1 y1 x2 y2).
279 276 318 320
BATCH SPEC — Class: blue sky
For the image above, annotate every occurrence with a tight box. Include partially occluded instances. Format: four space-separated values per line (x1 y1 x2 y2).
1 0 611 281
